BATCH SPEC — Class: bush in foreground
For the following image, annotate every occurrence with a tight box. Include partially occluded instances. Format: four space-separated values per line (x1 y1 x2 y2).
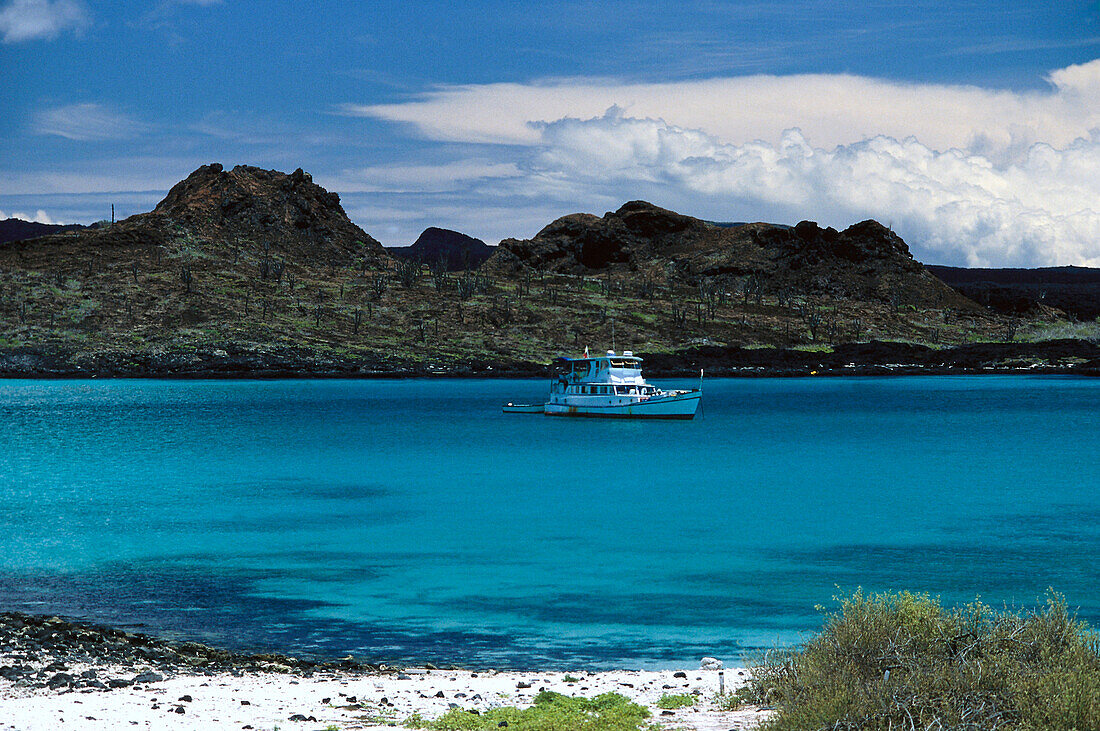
406 690 651 730
739 590 1100 730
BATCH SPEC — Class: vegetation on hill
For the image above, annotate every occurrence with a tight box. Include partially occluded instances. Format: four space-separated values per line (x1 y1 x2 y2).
0 163 1090 375
737 590 1100 730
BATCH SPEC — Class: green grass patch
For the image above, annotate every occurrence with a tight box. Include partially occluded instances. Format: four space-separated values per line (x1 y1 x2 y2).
405 690 651 730
740 589 1100 730
655 693 696 710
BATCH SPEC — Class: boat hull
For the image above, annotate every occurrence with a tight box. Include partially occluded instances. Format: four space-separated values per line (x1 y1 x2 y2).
542 390 700 419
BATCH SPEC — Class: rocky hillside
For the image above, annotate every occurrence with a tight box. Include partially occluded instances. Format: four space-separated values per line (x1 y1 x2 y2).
388 227 494 271
151 163 387 265
0 164 386 271
0 169 1044 375
491 201 977 311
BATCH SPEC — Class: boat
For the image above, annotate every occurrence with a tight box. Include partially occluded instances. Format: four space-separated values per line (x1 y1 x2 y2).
503 350 701 419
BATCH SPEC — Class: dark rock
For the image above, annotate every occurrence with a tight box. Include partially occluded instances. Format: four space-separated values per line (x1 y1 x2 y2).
435 691 445 698
132 671 163 684
673 672 687 678
173 706 185 714
178 694 192 702
47 672 75 689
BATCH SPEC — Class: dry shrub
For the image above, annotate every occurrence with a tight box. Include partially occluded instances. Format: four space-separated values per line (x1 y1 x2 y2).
741 590 1100 730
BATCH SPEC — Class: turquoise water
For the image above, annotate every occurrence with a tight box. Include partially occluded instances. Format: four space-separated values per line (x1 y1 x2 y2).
1 376 1098 669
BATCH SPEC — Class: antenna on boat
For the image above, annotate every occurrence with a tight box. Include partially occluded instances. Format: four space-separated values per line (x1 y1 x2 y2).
610 318 616 353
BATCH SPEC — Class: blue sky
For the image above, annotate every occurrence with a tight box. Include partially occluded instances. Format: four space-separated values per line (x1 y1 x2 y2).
4 1 1100 265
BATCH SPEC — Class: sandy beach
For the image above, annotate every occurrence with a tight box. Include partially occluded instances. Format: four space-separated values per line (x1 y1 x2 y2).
0 613 769 730
1 665 770 730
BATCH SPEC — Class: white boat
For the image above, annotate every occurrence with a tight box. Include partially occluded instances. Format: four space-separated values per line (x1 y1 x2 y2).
503 350 701 419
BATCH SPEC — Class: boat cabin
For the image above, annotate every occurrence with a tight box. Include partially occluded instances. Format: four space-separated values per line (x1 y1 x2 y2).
550 350 658 397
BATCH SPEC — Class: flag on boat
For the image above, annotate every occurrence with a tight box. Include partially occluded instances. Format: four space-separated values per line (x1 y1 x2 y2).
583 346 589 358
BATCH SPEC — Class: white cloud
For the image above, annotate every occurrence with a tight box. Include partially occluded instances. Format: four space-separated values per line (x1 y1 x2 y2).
0 159 196 194
343 62 1100 159
33 103 149 141
524 111 1100 267
0 208 58 224
344 61 1100 266
0 0 86 43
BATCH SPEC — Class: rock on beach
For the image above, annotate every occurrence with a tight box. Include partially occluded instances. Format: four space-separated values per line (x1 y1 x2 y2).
0 612 771 730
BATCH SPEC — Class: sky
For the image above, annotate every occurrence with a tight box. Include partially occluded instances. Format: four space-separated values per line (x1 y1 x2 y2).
4 1 1100 266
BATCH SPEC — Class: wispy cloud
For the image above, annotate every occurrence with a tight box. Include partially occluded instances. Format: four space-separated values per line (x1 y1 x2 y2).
322 160 524 194
33 103 149 141
0 0 87 43
139 0 222 31
343 60 1100 156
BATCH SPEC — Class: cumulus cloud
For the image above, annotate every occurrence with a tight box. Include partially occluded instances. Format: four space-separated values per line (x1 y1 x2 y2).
0 208 58 224
345 61 1100 266
33 103 149 141
0 0 86 43
525 110 1100 267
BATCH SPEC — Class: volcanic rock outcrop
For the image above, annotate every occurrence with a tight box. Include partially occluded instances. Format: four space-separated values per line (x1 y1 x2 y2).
490 201 977 309
2 164 387 267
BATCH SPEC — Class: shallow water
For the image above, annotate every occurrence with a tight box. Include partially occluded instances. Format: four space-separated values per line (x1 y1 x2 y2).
1 376 1098 669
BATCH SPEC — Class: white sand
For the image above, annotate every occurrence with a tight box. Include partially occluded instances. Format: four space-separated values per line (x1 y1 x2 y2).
0 662 771 730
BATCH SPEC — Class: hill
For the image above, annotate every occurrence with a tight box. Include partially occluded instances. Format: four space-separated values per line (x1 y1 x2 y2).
0 218 89 245
490 201 977 312
388 227 494 271
0 169 1066 376
928 265 1100 320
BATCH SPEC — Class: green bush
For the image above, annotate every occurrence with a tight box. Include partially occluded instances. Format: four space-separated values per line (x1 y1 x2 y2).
655 693 696 709
406 690 651 730
740 590 1100 730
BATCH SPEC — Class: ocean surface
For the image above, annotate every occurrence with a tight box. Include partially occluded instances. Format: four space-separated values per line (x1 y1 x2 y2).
1 375 1098 670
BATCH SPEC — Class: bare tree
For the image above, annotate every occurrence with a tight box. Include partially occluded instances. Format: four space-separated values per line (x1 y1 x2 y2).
800 302 823 342
395 258 420 288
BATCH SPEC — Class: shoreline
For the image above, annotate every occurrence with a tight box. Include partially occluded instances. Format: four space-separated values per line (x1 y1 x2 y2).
0 338 1097 380
0 612 768 730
